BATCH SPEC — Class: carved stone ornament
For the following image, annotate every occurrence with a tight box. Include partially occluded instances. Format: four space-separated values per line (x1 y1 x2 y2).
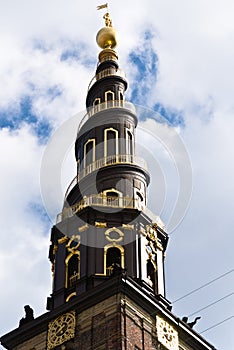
156 315 179 350
47 311 76 349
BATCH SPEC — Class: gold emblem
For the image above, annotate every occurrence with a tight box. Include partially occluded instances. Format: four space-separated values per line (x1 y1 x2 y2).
105 227 124 243
66 235 80 254
47 311 76 349
156 315 179 350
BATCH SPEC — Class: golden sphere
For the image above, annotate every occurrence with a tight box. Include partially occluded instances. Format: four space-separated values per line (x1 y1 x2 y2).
96 27 117 49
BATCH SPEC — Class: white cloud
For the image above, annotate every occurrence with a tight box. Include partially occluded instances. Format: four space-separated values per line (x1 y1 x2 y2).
0 126 51 336
0 38 92 128
165 109 234 349
152 1 234 114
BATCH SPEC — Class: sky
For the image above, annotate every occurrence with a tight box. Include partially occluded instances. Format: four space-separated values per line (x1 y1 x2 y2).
0 1 234 349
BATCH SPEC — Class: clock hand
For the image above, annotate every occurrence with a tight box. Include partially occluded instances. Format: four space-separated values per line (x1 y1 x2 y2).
56 323 67 336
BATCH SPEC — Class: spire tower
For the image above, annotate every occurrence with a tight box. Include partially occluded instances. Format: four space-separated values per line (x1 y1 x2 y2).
48 7 167 308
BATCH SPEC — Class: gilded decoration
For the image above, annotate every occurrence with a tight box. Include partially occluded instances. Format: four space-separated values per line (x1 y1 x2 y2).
105 227 124 243
95 221 107 228
47 311 76 349
78 223 89 232
156 315 179 350
145 226 157 266
58 236 69 245
66 292 77 303
122 224 134 230
146 224 163 251
146 225 157 242
66 235 80 254
52 245 58 255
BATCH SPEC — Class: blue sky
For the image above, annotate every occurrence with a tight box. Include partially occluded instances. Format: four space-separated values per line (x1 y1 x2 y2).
0 1 234 350
128 30 184 126
0 95 53 141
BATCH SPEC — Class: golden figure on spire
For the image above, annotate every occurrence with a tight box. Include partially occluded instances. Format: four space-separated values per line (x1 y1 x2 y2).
103 12 112 27
96 3 117 49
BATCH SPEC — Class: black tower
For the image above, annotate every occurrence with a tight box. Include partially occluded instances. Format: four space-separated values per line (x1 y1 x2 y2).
47 12 168 310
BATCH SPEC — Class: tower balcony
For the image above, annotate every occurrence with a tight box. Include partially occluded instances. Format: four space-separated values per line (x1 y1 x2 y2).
78 100 136 131
64 154 148 199
88 67 126 90
57 194 144 223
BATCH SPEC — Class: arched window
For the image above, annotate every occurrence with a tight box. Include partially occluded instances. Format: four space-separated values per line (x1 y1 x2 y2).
106 191 118 198
105 90 115 102
84 139 95 169
65 252 80 288
93 98 101 114
126 129 133 158
103 188 123 206
104 244 124 276
147 259 157 293
104 128 118 160
136 191 144 202
106 247 121 275
119 91 124 106
93 98 101 105
135 190 145 210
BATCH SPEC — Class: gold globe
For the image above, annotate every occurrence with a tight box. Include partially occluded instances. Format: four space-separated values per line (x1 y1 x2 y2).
96 27 117 49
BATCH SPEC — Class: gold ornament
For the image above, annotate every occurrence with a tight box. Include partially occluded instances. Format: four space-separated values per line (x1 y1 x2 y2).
47 311 76 349
156 315 179 350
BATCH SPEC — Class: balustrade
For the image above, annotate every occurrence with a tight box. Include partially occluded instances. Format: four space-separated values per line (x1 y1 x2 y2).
57 194 143 223
64 154 148 199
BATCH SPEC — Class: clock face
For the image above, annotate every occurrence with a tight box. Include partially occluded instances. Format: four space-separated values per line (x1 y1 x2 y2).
47 311 76 349
156 315 179 350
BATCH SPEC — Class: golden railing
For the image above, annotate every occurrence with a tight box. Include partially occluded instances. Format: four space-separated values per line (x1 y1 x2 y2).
69 271 80 287
56 195 143 223
106 266 114 276
88 68 126 90
64 154 148 199
78 100 136 131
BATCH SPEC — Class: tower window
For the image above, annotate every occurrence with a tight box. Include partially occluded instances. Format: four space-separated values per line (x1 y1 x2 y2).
105 90 115 102
103 188 122 206
106 191 119 198
126 129 133 156
84 139 95 168
66 253 80 288
136 191 144 202
147 259 156 292
104 243 124 276
93 98 101 106
93 98 101 115
106 191 118 205
104 128 118 159
106 247 121 275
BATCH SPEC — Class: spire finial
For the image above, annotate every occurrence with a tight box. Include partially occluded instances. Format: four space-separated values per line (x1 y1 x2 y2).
96 3 117 49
